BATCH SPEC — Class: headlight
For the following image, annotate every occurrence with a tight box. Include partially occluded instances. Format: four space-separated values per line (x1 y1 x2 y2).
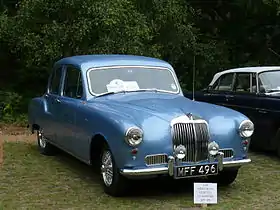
174 145 186 159
125 127 143 146
239 120 254 138
208 141 219 156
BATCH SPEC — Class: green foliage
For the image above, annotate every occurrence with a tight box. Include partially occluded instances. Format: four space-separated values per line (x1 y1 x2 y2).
12 0 156 68
0 91 27 125
1 0 280 124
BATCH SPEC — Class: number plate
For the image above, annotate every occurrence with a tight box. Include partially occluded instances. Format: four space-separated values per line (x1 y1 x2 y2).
174 164 218 179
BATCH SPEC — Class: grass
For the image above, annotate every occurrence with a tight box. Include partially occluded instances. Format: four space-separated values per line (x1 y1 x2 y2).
0 135 280 210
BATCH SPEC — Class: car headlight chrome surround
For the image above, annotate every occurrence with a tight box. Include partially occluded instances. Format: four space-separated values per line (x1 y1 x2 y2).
208 141 219 156
239 120 254 138
174 145 186 159
125 126 143 147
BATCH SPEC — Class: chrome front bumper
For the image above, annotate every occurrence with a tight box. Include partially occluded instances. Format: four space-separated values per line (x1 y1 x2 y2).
120 152 251 177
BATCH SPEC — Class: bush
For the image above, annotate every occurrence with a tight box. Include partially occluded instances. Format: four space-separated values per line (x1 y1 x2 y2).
0 91 27 125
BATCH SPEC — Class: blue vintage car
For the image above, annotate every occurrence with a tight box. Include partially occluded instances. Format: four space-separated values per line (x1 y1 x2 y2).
28 55 254 196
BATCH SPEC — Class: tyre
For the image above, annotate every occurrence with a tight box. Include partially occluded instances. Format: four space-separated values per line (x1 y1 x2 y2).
208 169 239 186
100 144 129 197
37 129 57 156
275 129 280 158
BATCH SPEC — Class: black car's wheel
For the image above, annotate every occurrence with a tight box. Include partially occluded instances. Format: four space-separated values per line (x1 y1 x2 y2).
37 130 57 156
275 129 280 158
208 169 239 186
100 144 128 197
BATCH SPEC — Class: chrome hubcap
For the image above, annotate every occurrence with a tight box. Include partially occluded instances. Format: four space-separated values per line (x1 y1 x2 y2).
101 150 113 187
38 131 46 148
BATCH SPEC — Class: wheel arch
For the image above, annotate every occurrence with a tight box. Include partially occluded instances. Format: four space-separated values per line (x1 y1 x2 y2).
273 127 280 150
31 123 40 133
89 133 109 166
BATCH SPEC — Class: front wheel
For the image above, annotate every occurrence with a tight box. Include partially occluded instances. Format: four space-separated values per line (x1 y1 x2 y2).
208 169 239 186
100 145 129 197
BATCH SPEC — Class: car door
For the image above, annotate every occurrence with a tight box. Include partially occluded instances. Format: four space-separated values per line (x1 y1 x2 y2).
254 74 280 150
204 72 235 107
59 65 87 160
226 72 260 119
43 66 64 144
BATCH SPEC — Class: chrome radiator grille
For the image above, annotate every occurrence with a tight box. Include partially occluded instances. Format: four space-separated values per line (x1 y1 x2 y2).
172 121 209 162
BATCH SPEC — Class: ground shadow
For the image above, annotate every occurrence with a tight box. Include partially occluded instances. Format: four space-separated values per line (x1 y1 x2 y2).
249 147 280 161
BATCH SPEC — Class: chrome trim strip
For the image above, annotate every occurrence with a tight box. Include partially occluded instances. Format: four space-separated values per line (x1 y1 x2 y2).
120 158 251 176
120 167 168 176
192 115 198 162
223 158 251 167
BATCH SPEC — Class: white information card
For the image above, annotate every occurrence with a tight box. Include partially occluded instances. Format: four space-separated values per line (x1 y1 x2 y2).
106 79 140 92
193 183 217 204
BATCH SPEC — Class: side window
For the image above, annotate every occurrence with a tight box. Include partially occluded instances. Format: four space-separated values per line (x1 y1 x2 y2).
63 66 83 99
212 73 234 91
234 73 250 93
49 67 63 95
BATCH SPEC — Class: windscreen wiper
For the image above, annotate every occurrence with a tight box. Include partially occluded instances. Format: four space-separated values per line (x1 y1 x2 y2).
94 90 126 98
266 89 280 93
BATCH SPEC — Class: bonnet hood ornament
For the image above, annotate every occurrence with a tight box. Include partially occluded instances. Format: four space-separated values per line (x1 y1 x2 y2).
186 113 193 120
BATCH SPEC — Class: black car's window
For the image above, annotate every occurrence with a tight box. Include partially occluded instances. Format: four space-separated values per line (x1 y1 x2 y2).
49 67 63 95
258 70 280 93
212 73 234 91
234 73 251 93
63 66 83 99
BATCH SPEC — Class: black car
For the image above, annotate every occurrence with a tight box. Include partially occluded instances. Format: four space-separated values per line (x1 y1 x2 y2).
184 66 280 157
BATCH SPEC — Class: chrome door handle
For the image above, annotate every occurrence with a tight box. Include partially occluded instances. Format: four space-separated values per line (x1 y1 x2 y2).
225 95 234 101
258 109 267 114
55 98 61 103
225 95 234 98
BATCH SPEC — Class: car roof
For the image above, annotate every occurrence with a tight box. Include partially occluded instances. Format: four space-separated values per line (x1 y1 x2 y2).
54 54 173 71
209 66 280 85
216 66 280 74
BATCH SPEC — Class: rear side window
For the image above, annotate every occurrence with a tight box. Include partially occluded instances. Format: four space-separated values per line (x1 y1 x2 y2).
63 66 83 99
234 73 251 92
49 67 63 95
